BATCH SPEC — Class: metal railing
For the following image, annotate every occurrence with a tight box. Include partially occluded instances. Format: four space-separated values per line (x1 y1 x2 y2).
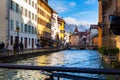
0 63 119 80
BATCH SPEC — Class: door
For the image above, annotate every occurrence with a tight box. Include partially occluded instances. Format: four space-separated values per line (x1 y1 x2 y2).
32 38 34 49
24 38 27 49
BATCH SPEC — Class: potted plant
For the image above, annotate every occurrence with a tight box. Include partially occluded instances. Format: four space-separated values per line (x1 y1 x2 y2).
98 46 107 55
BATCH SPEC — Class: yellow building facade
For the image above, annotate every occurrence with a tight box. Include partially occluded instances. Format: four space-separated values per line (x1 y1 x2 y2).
58 17 65 41
37 0 52 47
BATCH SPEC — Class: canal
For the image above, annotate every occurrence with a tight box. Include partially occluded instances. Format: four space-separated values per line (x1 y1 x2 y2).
0 50 109 79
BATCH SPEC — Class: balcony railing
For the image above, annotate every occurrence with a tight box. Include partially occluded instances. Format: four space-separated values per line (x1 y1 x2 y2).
0 63 119 80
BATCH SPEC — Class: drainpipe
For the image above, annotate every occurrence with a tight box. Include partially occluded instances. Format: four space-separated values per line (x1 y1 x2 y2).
7 0 10 44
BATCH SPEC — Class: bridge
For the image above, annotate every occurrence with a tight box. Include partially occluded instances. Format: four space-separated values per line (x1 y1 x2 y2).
70 45 98 50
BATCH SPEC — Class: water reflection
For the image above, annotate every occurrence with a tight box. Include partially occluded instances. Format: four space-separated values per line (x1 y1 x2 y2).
35 52 64 66
0 50 104 79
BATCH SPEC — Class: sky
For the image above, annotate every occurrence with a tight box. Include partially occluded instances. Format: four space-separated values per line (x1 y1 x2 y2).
49 0 98 25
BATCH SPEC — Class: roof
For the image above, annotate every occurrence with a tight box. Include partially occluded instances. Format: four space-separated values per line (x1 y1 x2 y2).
40 0 56 13
71 31 89 36
74 27 79 33
90 25 98 29
52 10 58 14
58 17 65 23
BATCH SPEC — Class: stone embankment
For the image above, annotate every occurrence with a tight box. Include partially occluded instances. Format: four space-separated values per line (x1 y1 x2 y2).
0 48 63 63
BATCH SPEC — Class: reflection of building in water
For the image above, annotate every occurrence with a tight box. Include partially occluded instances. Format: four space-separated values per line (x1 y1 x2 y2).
50 52 64 66
35 53 64 66
36 55 51 66
13 69 47 79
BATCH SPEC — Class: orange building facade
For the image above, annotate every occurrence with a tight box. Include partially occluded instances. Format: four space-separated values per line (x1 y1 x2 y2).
98 0 103 48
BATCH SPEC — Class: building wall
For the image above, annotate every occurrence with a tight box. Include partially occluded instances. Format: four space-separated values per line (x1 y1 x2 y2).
98 0 102 48
37 0 52 38
102 0 116 48
0 0 8 43
92 37 98 46
64 32 70 44
59 21 65 41
0 0 38 49
70 36 79 46
100 0 120 61
10 0 37 49
51 12 59 40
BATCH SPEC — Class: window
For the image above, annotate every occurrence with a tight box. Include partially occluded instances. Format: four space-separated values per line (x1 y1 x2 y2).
25 24 27 32
25 9 27 17
10 1 14 11
32 13 34 20
30 25 32 33
25 0 27 2
28 25 31 33
60 23 62 26
16 21 19 28
13 2 16 11
35 15 37 21
10 19 14 30
29 38 30 45
60 30 64 33
21 7 23 14
21 23 24 32
32 26 34 33
29 11 31 18
35 3 37 9
29 0 31 5
32 1 34 7
16 4 19 13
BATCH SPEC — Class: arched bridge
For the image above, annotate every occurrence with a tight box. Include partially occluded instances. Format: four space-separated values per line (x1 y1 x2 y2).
70 45 98 50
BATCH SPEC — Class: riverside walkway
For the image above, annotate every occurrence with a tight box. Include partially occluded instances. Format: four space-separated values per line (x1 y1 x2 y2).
0 48 62 59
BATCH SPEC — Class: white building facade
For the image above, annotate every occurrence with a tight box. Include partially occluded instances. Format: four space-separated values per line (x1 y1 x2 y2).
64 31 70 45
51 11 59 40
0 0 38 49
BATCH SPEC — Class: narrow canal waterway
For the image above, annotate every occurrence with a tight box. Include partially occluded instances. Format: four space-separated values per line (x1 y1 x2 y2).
0 50 107 79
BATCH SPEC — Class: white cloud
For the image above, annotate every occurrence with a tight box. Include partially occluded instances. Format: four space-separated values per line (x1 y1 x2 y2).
69 2 76 7
70 11 98 24
85 0 96 4
64 17 88 26
49 0 68 13
56 6 68 13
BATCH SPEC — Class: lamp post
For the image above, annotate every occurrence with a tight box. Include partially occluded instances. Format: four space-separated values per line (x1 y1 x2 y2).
16 26 20 54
